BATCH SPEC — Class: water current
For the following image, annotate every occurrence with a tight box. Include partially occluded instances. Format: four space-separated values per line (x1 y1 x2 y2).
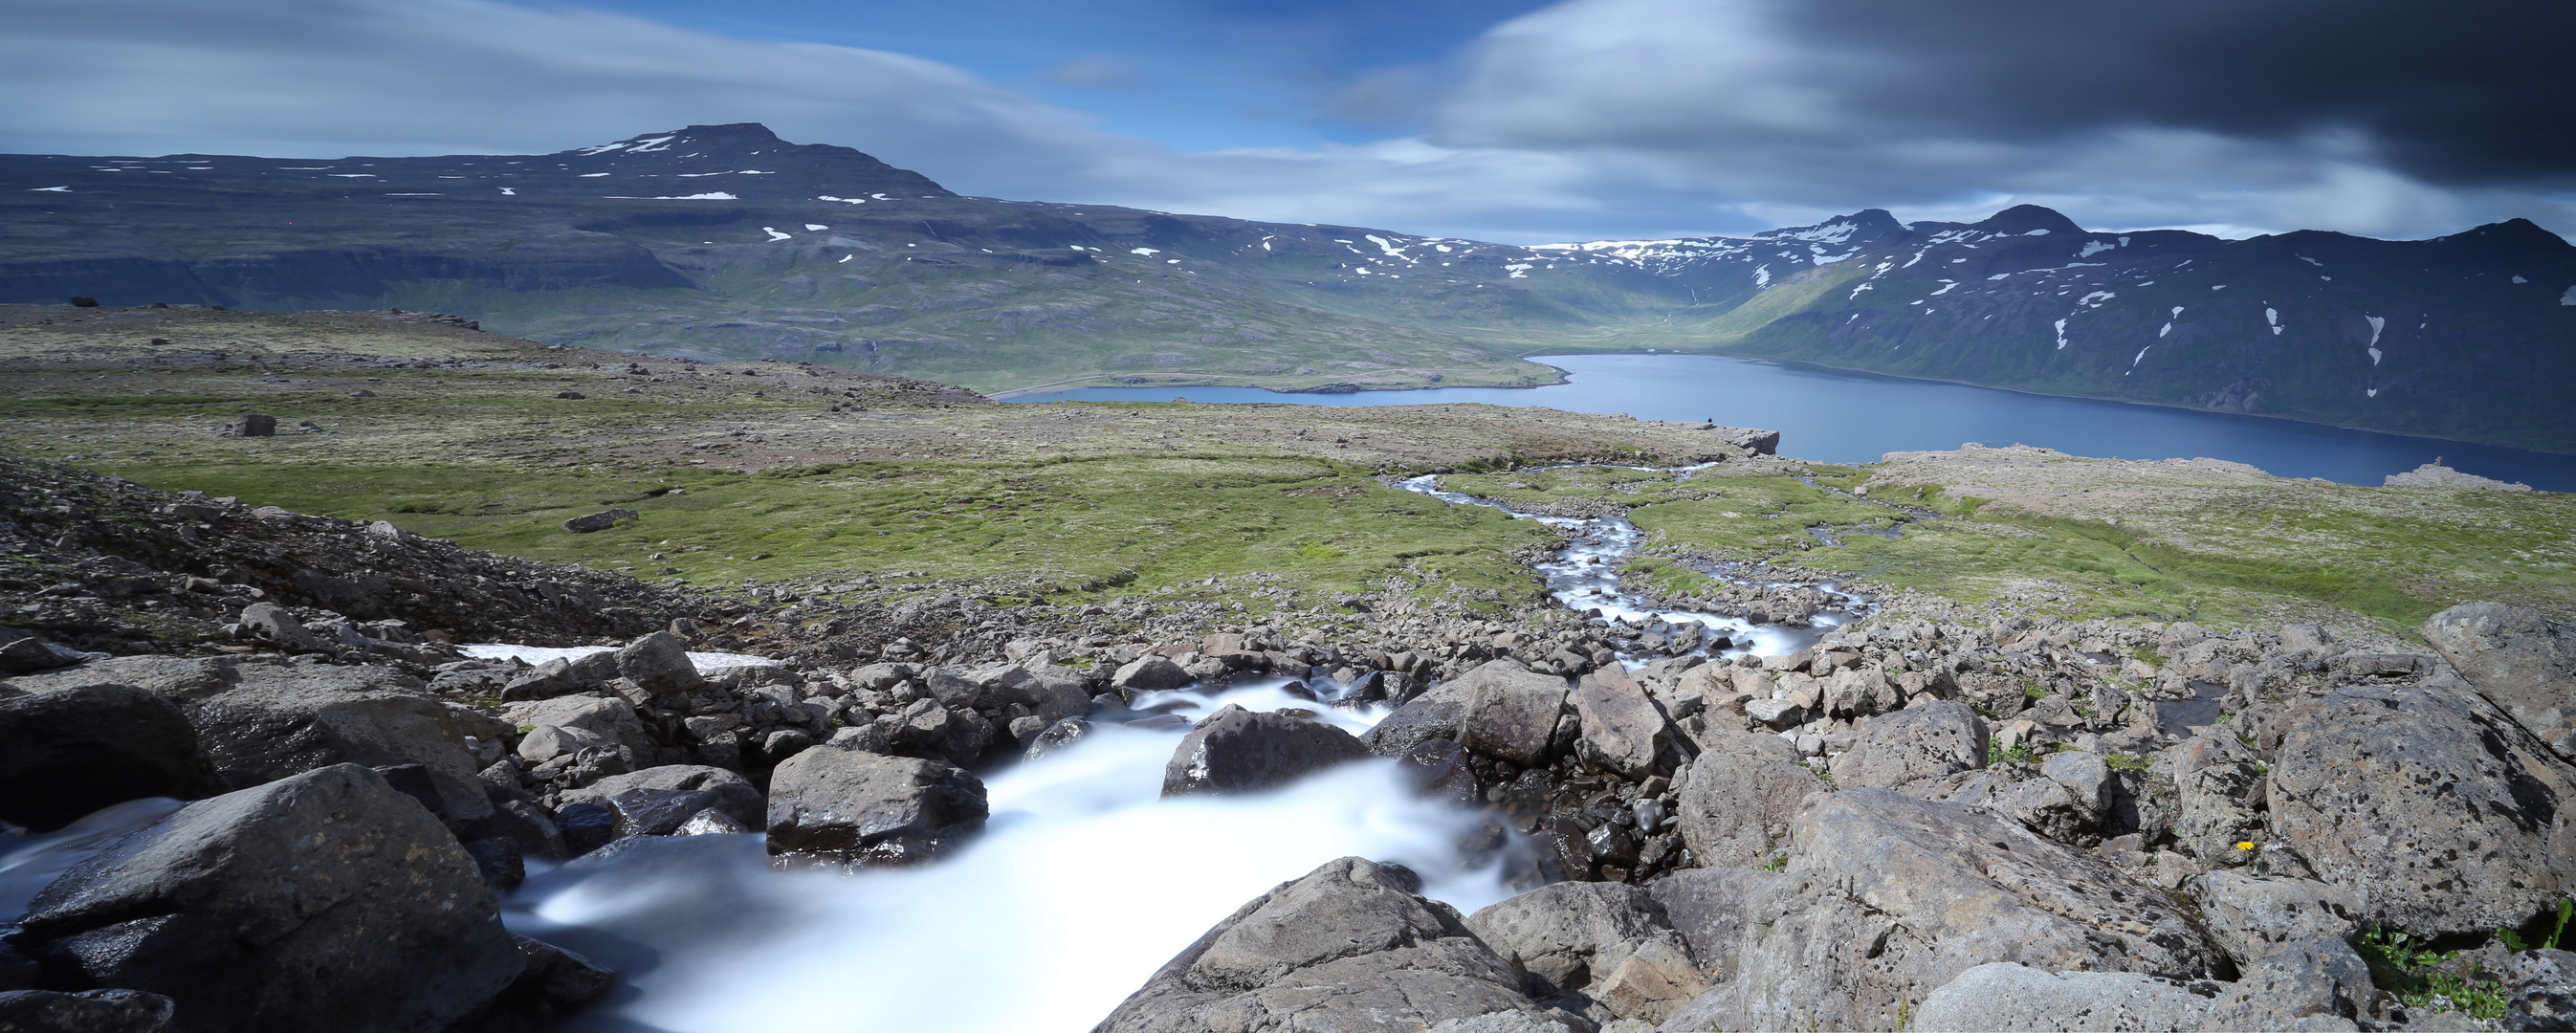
1010 352 2576 492
0 465 1876 1032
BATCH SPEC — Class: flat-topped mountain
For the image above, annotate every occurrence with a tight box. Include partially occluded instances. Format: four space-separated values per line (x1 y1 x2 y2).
3 124 2572 451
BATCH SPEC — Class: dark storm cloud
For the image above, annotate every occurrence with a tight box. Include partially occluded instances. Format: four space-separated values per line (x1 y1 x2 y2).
1770 0 2576 185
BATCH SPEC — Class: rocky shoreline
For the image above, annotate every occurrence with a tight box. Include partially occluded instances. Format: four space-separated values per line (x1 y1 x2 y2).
5 457 2576 1031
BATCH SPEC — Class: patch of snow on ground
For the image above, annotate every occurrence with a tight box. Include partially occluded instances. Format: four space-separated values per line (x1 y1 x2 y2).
2514 275 2528 284
461 643 780 672
1752 264 1771 288
579 173 611 178
2133 345 2150 367
2079 291 2115 308
1930 280 1959 296
804 224 827 231
2159 322 2172 338
29 187 67 192
499 187 516 195
817 195 867 204
2563 286 2576 305
2054 319 2069 348
2079 241 2116 257
1130 248 1159 255
2366 315 2385 346
761 228 792 241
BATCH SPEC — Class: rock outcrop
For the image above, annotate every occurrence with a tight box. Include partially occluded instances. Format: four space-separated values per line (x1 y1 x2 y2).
763 746 986 866
0 683 220 831
1161 705 1371 797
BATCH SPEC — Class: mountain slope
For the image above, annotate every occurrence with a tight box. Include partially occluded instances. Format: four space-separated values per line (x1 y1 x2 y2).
3 125 2573 450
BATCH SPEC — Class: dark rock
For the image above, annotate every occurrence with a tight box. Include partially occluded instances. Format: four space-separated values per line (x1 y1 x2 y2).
674 808 750 835
1095 856 1569 1033
0 636 85 675
14 764 523 1033
1112 654 1190 693
1570 665 1668 779
228 414 274 437
489 934 615 1022
0 989 175 1033
554 802 617 855
2422 602 2576 758
554 390 586 400
2504 948 2576 1031
765 747 985 866
558 509 635 534
560 765 761 829
2268 681 2576 936
1160 704 1371 797
1398 736 1479 806
171 661 504 829
0 684 220 831
465 836 526 891
66 297 99 307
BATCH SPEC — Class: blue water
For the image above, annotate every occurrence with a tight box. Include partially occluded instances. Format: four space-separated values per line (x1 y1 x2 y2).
1009 353 2576 493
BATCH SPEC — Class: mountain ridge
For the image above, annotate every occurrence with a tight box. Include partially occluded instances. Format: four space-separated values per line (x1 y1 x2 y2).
3 123 2572 451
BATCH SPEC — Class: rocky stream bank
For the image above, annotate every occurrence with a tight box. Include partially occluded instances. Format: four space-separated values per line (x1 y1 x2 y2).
2 456 2574 1031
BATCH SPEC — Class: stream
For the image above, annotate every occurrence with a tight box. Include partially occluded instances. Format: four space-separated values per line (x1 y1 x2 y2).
0 464 1900 1033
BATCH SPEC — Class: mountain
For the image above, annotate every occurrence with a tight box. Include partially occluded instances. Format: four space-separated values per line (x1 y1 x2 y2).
4 124 2573 451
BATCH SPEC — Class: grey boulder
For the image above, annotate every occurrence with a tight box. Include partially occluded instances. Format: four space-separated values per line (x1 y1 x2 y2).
2187 870 2365 967
1161 704 1371 797
1910 962 2225 1032
2267 682 2576 936
1676 789 2224 1033
609 632 702 701
2172 732 2268 868
1462 663 1570 767
2503 948 2576 1031
2194 935 2375 1032
14 764 522 1033
764 747 986 866
0 683 221 831
1112 654 1190 693
1672 731 1819 868
1642 867 1774 982
1827 699 1988 788
0 989 176 1033
1571 665 1669 779
1095 856 1572 1033
1465 881 1708 1023
2421 602 2576 758
559 764 763 829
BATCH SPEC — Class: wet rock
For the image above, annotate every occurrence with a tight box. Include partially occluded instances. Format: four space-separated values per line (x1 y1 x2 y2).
561 764 763 829
465 836 525 891
485 934 616 1022
2267 682 2576 936
2188 870 2365 967
2503 948 2576 1031
1095 856 1569 1033
1361 669 1482 757
1673 731 1820 868
1161 704 1371 797
14 764 523 1033
1112 655 1189 694
0 634 86 674
765 747 986 867
1397 736 1480 806
1641 867 1772 981
558 509 635 534
0 989 176 1033
0 683 221 831
2195 935 2374 1032
1462 664 1570 767
1465 882 1707 1023
1024 716 1091 762
168 660 503 829
1827 699 1988 788
1571 665 1668 779
1676 789 2224 1033
2421 602 2576 758
1909 963 2223 1032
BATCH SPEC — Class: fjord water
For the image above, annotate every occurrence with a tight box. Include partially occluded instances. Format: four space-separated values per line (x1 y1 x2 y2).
1013 353 2576 492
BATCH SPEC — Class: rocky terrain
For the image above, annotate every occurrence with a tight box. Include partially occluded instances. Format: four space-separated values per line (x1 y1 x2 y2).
4 126 2574 450
6 308 2576 1031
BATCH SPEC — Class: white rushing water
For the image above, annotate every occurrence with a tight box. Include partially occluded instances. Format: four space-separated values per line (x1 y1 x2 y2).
459 643 783 672
512 676 1523 1033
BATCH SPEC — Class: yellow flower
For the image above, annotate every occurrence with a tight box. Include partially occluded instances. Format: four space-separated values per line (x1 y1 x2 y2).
2235 841 2257 851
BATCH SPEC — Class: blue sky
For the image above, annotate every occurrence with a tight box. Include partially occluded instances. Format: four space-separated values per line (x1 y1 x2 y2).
4 0 2569 244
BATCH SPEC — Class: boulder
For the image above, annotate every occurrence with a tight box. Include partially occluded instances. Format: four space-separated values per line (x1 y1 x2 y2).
1024 716 1092 762
1095 857 1569 1033
1361 665 1489 757
1644 869 1772 983
506 695 651 759
559 765 762 828
1676 789 2224 1032
1828 700 1987 788
485 934 616 1022
1909 962 2224 1032
14 764 523 1033
1112 655 1190 693
1464 881 1708 1023
558 509 635 534
764 747 986 866
0 684 221 831
609 632 702 701
2421 602 2576 758
0 635 86 675
1162 705 1372 797
235 603 326 652
229 414 275 437
2171 732 2267 868
1396 737 1480 806
1571 665 1668 779
0 989 176 1033
2187 870 2365 966
2267 682 2576 936
149 660 503 829
1672 732 1819 868
1462 665 1570 767
2194 935 2374 1032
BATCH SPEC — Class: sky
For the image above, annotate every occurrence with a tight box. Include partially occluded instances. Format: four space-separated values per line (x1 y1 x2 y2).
4 0 2571 244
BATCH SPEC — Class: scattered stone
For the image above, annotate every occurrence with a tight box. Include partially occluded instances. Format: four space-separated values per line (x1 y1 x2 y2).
560 509 638 534
1161 704 1371 797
